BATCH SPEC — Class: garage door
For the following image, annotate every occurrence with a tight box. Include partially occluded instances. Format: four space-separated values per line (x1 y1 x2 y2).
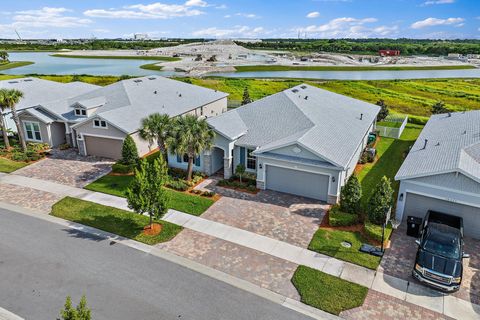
84 136 123 160
266 165 329 201
404 193 480 239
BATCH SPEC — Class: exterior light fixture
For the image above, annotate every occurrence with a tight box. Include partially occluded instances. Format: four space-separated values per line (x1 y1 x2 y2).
332 177 336 183
259 163 263 169
399 193 404 201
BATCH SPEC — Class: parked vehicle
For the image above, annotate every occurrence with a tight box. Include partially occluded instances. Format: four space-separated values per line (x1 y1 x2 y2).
412 211 469 292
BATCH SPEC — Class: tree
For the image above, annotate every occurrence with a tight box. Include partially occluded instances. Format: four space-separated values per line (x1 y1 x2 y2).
235 164 245 183
0 90 12 149
0 89 26 151
431 101 448 115
140 113 171 163
167 114 214 181
376 99 389 121
60 295 91 320
367 176 394 225
0 51 8 62
241 87 252 105
126 156 170 228
121 135 139 166
340 174 362 214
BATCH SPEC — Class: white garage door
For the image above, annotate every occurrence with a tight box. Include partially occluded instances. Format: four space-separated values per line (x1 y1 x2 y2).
84 136 123 160
404 193 480 239
266 165 329 201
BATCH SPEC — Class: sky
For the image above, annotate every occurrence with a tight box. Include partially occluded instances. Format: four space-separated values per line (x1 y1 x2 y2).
0 0 478 39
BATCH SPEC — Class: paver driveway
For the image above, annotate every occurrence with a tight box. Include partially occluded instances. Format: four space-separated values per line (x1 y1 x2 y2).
13 149 113 188
196 177 329 248
379 225 480 306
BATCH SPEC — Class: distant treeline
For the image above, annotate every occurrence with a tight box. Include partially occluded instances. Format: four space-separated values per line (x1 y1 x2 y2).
237 38 480 55
0 39 204 51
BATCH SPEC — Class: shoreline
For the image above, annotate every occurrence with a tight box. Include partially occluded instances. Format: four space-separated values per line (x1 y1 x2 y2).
234 64 477 72
0 61 34 71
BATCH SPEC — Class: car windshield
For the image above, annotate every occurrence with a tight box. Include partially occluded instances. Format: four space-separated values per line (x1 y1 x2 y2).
423 231 461 259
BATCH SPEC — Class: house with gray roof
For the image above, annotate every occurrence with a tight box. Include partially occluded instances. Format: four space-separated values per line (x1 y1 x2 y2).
395 111 480 238
206 84 380 204
3 76 228 160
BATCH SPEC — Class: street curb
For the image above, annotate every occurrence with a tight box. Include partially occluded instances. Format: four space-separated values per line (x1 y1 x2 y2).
0 202 340 320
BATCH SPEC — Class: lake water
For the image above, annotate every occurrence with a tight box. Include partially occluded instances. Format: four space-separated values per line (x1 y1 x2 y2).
3 52 176 76
3 52 480 79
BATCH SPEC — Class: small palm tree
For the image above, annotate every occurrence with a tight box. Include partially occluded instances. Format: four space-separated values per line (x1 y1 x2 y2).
0 90 12 149
140 113 171 162
167 114 215 181
0 89 26 151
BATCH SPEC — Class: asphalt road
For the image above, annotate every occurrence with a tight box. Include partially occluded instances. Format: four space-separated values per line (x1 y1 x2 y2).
0 208 313 320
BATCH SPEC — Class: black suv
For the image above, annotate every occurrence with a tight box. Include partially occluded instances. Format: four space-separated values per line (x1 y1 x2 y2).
412 211 469 292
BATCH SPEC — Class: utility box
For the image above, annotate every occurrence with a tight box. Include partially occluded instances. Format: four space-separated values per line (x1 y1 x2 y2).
407 216 422 237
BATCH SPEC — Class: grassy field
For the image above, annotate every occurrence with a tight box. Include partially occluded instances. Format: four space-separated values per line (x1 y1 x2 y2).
292 265 368 315
140 62 163 71
51 197 182 245
0 61 34 71
51 53 180 61
235 65 476 72
180 78 480 117
0 157 30 173
85 174 214 216
0 74 126 86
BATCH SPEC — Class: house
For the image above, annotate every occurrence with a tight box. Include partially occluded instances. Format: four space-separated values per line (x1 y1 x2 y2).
3 76 228 159
205 84 380 204
395 111 480 239
379 50 400 57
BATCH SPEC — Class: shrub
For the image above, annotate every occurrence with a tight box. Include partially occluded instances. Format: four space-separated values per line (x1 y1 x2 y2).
167 180 189 191
11 152 28 162
376 100 389 121
121 135 139 165
246 185 257 192
202 191 215 197
358 152 369 164
27 142 50 152
329 205 358 226
235 163 246 182
367 176 394 225
364 221 393 243
340 175 362 214
58 143 70 150
408 115 429 125
112 163 134 174
190 189 202 195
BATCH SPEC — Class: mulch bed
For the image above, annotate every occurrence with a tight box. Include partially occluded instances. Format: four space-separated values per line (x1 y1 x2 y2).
143 223 162 236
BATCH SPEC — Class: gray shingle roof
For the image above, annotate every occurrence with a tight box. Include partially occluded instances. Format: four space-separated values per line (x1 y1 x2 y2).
208 84 380 168
0 78 100 110
396 111 480 182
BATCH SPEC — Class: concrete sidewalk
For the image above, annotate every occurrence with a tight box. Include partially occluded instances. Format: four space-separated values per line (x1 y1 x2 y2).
1 173 479 319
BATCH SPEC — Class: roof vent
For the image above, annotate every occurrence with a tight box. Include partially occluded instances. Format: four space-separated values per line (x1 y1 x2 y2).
24 79 33 82
148 77 156 80
422 139 428 150
300 85 307 89
154 90 157 94
463 130 467 135
304 96 308 100
134 79 142 83
447 112 451 117
179 93 182 97
8 81 18 84
292 89 299 93
436 142 440 146
360 113 363 120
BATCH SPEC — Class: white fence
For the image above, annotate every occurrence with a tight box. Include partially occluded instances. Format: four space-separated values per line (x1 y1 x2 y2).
376 115 409 139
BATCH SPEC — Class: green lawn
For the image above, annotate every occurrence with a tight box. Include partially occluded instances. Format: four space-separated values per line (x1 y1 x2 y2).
85 174 214 216
51 197 182 245
0 61 34 71
292 265 368 315
235 64 475 72
0 157 30 173
140 62 163 71
308 228 381 269
357 124 423 208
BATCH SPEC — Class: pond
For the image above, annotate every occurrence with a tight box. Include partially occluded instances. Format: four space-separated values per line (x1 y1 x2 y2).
3 52 177 76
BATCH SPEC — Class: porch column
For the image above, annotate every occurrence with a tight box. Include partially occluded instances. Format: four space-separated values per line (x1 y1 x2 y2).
203 150 212 175
223 156 233 179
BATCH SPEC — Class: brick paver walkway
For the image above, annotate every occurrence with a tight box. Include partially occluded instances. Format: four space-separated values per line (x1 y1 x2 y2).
157 228 300 300
196 177 328 248
13 149 113 188
0 183 62 213
340 290 453 320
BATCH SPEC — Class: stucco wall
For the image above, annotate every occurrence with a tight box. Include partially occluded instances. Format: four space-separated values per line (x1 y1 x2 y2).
183 98 227 119
74 118 126 139
269 144 328 162
168 152 204 172
50 122 66 147
18 114 50 144
130 132 155 157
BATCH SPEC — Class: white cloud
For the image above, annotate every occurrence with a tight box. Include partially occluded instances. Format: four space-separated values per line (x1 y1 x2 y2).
224 14 231 18
295 17 397 38
235 13 259 19
423 0 455 5
306 12 320 18
192 25 267 38
84 1 208 19
215 4 227 9
411 17 464 29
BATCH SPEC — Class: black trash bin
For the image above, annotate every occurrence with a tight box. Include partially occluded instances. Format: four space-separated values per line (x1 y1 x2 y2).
406 216 422 237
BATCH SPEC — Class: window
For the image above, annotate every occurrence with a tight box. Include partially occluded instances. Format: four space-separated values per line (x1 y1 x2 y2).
183 153 189 163
24 121 42 142
75 108 87 116
93 119 107 128
178 154 201 166
246 148 256 170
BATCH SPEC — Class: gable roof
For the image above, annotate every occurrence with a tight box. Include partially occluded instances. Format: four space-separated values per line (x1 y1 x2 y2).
0 77 100 111
396 111 480 183
208 84 380 168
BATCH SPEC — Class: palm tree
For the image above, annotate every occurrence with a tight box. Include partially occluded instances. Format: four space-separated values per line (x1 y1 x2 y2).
0 90 12 149
0 89 26 151
167 114 215 181
139 113 171 163
0 51 8 63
